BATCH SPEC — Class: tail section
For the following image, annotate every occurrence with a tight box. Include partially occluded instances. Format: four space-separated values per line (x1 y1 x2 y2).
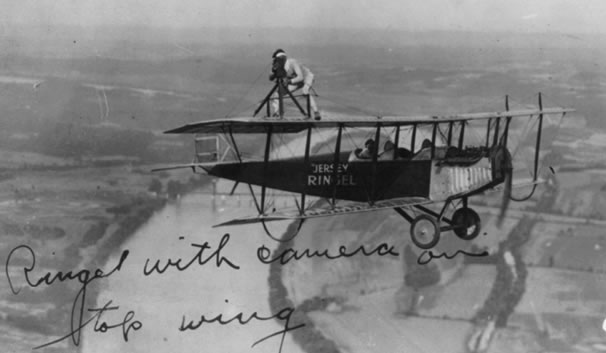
194 134 236 163
152 134 235 173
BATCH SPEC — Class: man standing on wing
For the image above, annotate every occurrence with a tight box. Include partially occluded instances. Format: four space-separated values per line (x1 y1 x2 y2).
269 49 321 120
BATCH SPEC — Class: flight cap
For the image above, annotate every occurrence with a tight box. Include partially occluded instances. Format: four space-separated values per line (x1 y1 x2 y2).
272 49 286 58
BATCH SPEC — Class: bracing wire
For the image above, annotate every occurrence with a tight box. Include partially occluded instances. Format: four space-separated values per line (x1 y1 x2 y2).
343 127 361 150
275 133 297 159
223 62 272 119
311 126 337 155
316 92 380 117
507 92 568 201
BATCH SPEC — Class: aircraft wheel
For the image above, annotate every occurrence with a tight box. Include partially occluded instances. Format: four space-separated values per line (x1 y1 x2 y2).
410 215 440 249
452 207 481 240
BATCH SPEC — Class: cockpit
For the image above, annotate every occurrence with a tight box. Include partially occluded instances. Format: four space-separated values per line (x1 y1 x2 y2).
348 139 414 162
347 136 483 166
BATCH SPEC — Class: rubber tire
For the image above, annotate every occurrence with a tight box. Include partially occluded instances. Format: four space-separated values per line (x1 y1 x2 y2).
452 207 481 240
410 215 440 249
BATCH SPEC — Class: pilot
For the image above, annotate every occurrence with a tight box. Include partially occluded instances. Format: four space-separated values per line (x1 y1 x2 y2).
358 138 376 159
269 49 321 120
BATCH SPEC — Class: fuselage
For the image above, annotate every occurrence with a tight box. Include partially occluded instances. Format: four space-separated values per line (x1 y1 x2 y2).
203 146 503 203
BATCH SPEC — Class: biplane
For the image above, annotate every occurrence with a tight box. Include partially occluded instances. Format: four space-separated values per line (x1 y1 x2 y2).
157 77 573 249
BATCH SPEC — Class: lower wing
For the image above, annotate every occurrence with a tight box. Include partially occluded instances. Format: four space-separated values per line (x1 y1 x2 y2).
213 197 432 227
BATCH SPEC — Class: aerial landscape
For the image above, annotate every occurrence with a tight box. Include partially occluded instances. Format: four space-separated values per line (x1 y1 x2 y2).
2 2 606 352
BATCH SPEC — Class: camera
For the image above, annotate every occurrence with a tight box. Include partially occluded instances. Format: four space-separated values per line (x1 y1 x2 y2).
270 56 287 81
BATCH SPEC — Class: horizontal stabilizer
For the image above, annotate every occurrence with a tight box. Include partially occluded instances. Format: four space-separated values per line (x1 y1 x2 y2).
151 163 200 172
151 162 219 173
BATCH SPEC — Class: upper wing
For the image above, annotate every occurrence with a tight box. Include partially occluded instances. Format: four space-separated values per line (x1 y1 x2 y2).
213 196 431 227
165 108 574 135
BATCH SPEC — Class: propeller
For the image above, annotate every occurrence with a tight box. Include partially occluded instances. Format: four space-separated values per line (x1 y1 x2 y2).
496 147 513 228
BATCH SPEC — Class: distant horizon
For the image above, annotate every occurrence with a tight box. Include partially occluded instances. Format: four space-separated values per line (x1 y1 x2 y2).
6 22 606 35
3 24 604 54
3 0 606 35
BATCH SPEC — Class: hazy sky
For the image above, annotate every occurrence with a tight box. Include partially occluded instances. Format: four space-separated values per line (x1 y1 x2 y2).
2 0 606 34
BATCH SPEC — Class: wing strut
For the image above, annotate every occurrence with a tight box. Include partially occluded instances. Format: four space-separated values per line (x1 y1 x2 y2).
447 121 454 145
229 125 262 214
331 124 343 207
260 125 273 214
485 118 492 148
431 122 437 158
411 123 417 151
502 95 512 147
299 125 312 215
458 120 466 149
370 123 382 202
533 92 544 183
228 125 242 161
393 125 400 160
492 115 501 147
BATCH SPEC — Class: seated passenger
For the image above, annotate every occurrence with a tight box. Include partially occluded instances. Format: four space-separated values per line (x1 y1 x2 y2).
413 138 450 160
413 139 449 160
379 140 395 160
413 139 433 160
396 147 413 159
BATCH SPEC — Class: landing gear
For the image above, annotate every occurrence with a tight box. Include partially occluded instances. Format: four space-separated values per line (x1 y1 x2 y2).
410 215 440 249
451 207 481 240
396 203 481 250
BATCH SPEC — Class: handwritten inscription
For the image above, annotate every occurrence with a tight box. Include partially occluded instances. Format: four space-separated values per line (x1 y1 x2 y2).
180 300 304 353
416 249 490 265
257 242 399 265
143 233 240 275
4 232 405 352
36 300 142 350
307 163 356 186
5 245 131 348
